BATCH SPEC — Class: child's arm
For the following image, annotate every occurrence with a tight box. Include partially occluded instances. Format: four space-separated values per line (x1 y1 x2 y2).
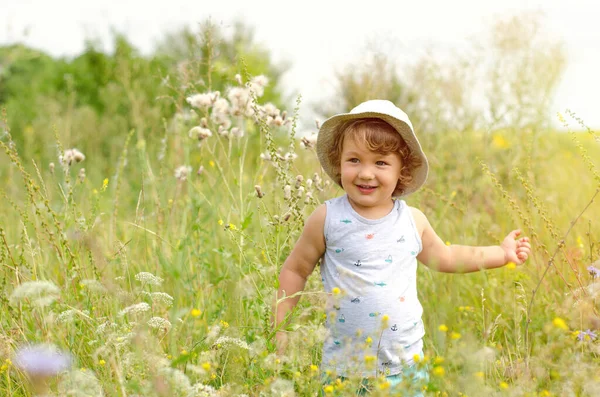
275 204 326 352
411 208 531 273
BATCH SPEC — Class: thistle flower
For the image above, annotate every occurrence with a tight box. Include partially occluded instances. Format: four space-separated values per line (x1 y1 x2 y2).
588 266 600 278
10 280 60 307
248 75 269 98
135 271 164 286
59 148 85 166
283 185 292 201
148 316 172 332
235 73 243 85
174 165 192 181
259 152 272 161
255 185 264 198
301 134 318 149
262 103 280 117
284 152 297 162
78 168 86 182
186 92 219 109
189 126 213 141
230 127 244 138
49 162 55 174
14 343 72 377
118 302 151 317
197 166 205 176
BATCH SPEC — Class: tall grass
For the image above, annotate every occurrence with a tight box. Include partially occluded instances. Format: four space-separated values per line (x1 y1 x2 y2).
1 49 600 396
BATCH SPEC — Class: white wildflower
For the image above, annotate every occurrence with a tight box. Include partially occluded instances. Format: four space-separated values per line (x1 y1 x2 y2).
259 152 272 161
148 317 172 332
57 309 77 324
269 378 296 396
59 148 85 166
269 116 284 126
235 73 243 85
230 127 244 138
306 179 313 188
158 367 192 396
301 133 318 149
205 325 221 345
10 280 60 307
189 126 213 141
95 321 117 335
135 272 163 286
149 292 174 306
262 103 280 118
174 165 193 181
212 336 249 350
186 92 219 109
191 383 218 397
211 98 230 124
118 302 151 317
227 87 251 116
297 186 305 198
305 191 313 204
59 368 104 397
284 152 297 162
217 125 229 137
249 75 269 97
80 279 107 293
283 185 292 201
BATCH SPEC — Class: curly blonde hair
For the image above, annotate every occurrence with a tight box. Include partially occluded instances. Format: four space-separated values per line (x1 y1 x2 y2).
327 118 423 196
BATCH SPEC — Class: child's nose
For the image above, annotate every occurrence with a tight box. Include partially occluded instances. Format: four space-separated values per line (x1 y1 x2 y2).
358 166 375 180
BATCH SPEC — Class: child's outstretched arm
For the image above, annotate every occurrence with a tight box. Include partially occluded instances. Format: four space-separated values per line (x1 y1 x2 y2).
275 204 326 353
411 208 531 273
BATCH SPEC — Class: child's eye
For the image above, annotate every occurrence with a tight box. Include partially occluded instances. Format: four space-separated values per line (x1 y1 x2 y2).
376 161 388 166
348 158 359 163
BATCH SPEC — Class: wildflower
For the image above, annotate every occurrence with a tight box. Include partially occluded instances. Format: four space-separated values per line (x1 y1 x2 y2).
219 320 229 328
49 162 55 174
98 360 105 366
438 324 448 332
310 364 319 372
135 272 163 286
445 241 451 246
492 134 510 149
209 160 215 167
587 266 600 278
552 317 568 330
377 380 391 390
148 292 174 306
201 362 211 371
255 185 264 198
506 262 517 270
188 126 213 140
57 309 77 324
59 148 85 166
284 152 297 162
227 223 237 231
365 337 373 345
283 185 292 200
235 73 243 85
118 302 151 317
577 329 597 341
186 92 219 109
499 382 509 389
259 152 272 161
332 287 341 295
174 165 192 181
14 344 72 377
231 127 244 138
413 354 421 363
147 317 172 332
450 332 461 339
434 356 445 365
474 371 484 378
10 280 60 307
301 134 318 149
80 279 107 293
248 75 269 97
191 309 202 317
212 336 249 350
218 219 224 226
78 168 86 182
577 236 584 248
323 385 334 394
432 366 445 376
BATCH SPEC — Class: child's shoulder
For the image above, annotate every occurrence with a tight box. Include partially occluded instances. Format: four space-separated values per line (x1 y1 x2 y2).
407 205 428 238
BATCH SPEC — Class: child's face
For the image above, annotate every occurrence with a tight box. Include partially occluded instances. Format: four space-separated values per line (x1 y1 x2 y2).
340 136 402 216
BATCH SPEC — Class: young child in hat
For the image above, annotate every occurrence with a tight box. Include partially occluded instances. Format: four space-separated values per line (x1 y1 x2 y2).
275 100 531 395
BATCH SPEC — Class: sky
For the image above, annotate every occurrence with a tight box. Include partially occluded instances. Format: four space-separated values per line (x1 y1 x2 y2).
2 0 600 130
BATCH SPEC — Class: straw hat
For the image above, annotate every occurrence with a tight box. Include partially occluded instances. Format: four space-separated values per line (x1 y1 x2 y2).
316 100 428 197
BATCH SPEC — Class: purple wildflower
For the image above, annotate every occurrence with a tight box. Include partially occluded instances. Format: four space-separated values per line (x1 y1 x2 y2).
14 344 72 376
577 329 598 342
587 266 600 279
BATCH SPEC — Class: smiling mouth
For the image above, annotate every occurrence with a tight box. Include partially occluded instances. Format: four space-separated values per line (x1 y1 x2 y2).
357 185 377 189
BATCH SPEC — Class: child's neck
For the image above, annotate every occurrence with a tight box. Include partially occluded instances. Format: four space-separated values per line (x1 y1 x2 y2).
347 196 395 220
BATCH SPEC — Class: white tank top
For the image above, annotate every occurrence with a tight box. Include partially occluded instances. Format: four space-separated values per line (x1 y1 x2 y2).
320 195 425 377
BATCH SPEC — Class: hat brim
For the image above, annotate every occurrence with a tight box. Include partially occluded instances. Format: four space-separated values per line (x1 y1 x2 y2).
316 111 429 197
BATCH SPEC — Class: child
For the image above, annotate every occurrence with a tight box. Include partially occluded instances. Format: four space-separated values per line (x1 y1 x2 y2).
275 100 531 394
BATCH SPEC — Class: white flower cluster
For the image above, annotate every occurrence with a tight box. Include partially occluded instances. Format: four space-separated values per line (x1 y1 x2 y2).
58 369 104 397
10 280 60 307
134 271 163 286
147 316 172 332
118 302 151 317
142 291 174 306
80 279 107 293
174 165 193 181
191 383 219 397
300 133 318 149
189 126 213 141
186 91 220 109
57 309 76 324
59 148 85 166
212 336 249 350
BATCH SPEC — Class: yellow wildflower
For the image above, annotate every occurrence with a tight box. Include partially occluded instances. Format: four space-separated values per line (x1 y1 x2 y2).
434 356 445 365
445 241 451 246
413 354 421 363
310 364 319 372
438 324 448 332
506 262 517 269
499 382 509 389
102 178 109 192
228 223 237 230
332 287 341 295
191 309 202 317
378 381 391 390
381 314 390 323
365 355 376 364
99 360 106 366
323 385 334 394
552 317 568 330
432 366 445 376
451 332 461 339
365 337 373 344
220 320 229 328
218 219 224 226
209 161 215 167
474 371 484 378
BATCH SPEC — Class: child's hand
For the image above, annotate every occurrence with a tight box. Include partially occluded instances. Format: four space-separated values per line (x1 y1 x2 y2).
501 230 531 265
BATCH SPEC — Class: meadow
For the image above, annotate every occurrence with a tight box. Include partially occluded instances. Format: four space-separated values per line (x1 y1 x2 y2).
1 35 600 397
